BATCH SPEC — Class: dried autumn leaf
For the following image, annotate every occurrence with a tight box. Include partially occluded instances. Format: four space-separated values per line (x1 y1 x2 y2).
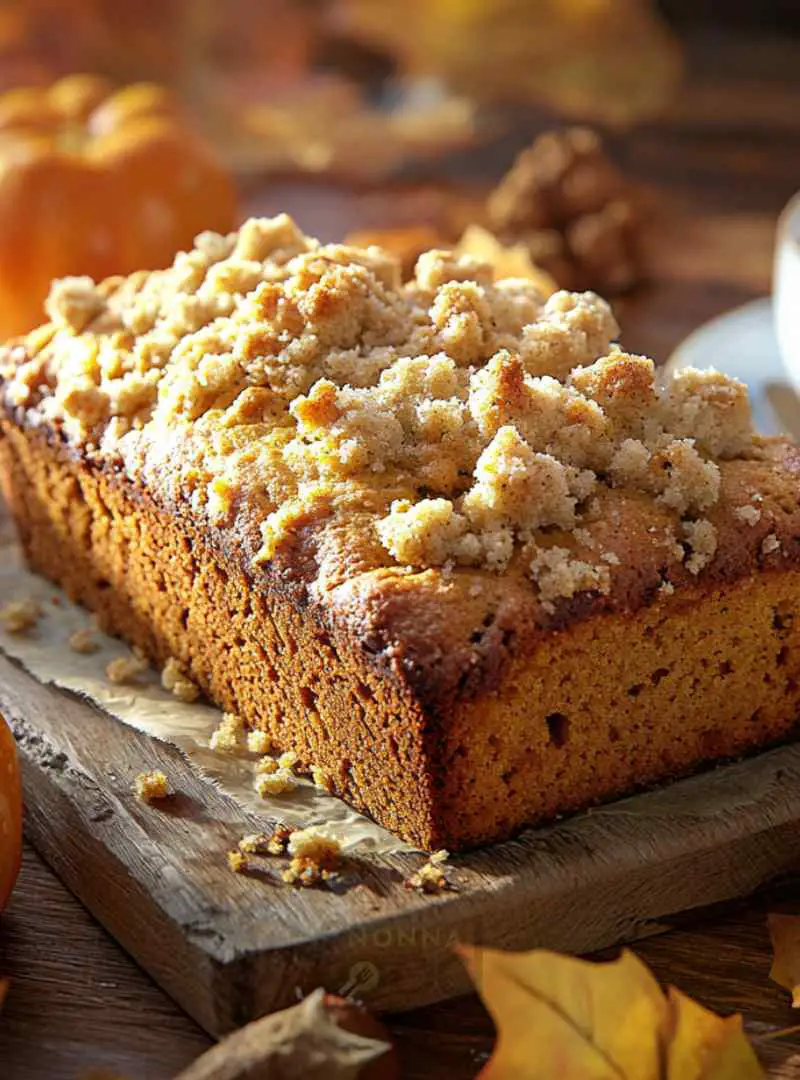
455 224 558 296
460 945 764 1080
768 913 800 1007
172 988 398 1080
666 987 762 1080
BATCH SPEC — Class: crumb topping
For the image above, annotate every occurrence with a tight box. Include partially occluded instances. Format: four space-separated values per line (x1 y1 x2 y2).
1 215 761 608
133 769 169 802
405 849 452 894
282 826 343 888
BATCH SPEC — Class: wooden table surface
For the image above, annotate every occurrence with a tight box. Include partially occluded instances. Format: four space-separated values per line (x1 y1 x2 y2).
3 25 800 1080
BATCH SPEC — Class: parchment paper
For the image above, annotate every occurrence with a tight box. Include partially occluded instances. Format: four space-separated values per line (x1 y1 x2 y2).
0 541 415 854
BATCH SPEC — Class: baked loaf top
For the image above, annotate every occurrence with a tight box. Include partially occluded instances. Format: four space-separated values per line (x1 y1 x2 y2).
2 215 799 707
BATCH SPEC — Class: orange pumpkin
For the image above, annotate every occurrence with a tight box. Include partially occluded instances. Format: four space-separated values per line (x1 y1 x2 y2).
0 713 21 911
0 73 237 339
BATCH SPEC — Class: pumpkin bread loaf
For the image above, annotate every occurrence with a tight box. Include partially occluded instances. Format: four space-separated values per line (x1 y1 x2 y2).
2 215 800 850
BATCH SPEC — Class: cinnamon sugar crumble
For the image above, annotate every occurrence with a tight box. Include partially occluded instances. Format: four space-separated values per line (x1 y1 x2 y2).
2 214 761 609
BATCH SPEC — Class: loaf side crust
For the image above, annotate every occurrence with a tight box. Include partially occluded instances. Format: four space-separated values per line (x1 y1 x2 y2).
4 413 800 849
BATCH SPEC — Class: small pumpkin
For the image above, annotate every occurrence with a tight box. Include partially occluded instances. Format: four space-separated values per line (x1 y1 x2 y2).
0 73 237 340
0 713 21 911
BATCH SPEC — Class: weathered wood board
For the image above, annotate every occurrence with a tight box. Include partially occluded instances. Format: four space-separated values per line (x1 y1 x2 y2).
4 648 800 1037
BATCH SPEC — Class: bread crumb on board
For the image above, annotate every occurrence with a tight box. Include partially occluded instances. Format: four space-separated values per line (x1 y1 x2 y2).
227 849 248 873
255 769 298 797
68 627 99 654
106 651 148 685
0 598 41 634
133 770 170 802
282 827 343 888
405 850 453 894
161 656 200 702
762 532 781 556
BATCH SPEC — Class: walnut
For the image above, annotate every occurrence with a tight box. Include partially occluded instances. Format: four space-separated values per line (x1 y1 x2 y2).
487 127 644 295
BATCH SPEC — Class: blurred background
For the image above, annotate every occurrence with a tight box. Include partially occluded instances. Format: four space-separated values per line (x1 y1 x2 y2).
0 0 797 358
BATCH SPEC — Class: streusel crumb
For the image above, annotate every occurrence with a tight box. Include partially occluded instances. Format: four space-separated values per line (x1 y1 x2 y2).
209 711 244 752
405 849 452 894
734 504 761 527
238 833 272 855
246 729 272 754
227 849 247 873
255 769 297 797
5 214 760 611
161 657 200 702
0 598 41 634
106 652 148 685
281 827 343 888
762 533 781 557
133 770 169 802
68 627 99 654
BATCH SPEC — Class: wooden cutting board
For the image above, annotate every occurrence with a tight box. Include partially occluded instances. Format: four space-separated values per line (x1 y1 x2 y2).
4 645 800 1037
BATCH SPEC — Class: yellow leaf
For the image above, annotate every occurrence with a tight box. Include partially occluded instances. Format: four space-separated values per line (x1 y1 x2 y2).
666 987 763 1080
460 945 765 1080
768 913 800 1007
460 946 667 1078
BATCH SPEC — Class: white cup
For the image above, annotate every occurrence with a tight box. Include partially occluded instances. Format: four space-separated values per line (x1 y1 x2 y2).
774 192 800 393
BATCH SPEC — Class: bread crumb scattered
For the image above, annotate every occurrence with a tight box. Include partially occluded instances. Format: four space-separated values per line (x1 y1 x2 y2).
161 657 200 702
238 833 273 855
68 627 99 654
210 712 244 752
762 533 781 557
255 755 279 774
255 769 298 797
405 850 452 894
0 598 42 634
734 504 761 526
227 849 248 873
133 770 169 802
281 827 343 888
658 580 675 597
246 729 272 754
106 652 148 685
